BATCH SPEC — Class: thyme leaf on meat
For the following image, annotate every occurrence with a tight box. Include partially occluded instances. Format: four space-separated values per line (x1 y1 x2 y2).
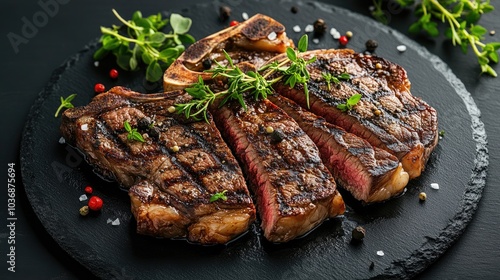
95 9 195 82
210 190 228 202
175 76 218 122
124 120 145 142
279 34 317 107
177 34 316 121
337 93 362 112
371 0 500 77
55 94 77 117
322 72 351 90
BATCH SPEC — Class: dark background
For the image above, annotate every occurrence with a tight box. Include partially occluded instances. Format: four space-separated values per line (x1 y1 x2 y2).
1 0 499 279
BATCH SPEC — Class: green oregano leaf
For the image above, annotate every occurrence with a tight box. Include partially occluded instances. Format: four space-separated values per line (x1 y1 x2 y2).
210 190 228 202
124 120 145 143
170 13 192 34
297 34 308 52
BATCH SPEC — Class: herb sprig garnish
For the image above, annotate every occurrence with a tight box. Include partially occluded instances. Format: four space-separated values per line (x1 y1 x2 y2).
55 94 77 117
94 9 195 82
337 93 362 112
124 121 145 142
322 72 351 90
176 76 218 122
210 190 228 202
176 35 316 121
280 36 317 106
372 0 500 77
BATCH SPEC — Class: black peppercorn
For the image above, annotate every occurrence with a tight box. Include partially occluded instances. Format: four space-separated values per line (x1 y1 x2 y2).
270 128 286 144
352 226 366 241
149 127 161 139
202 58 212 70
219 6 231 21
313 19 327 36
291 6 298 14
365 39 379 53
138 117 152 129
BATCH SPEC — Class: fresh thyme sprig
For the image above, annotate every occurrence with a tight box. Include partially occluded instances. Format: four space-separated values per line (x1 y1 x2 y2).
280 35 317 106
124 120 145 142
372 0 500 77
94 9 195 82
55 94 77 117
322 72 351 90
175 76 218 122
176 35 316 121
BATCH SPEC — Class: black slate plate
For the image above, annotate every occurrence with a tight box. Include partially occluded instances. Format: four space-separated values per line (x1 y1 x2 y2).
20 0 488 279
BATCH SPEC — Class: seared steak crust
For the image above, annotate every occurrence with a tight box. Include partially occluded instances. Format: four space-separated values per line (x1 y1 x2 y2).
269 95 409 203
211 98 345 242
61 86 255 244
273 49 438 179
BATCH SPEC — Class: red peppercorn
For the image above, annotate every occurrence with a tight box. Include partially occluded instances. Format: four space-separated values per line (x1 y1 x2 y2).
94 83 105 93
109 69 119 79
229 20 239 27
339 35 349 46
84 186 93 194
88 196 103 211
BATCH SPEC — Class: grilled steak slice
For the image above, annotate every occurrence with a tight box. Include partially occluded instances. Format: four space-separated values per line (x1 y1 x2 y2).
269 95 409 203
211 98 345 242
164 14 293 91
272 49 438 179
60 86 255 244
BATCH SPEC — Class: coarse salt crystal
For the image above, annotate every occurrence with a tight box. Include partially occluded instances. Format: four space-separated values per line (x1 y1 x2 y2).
304 24 314 33
59 137 66 144
107 218 113 224
79 194 88 201
293 25 301 33
376 250 385 256
111 218 120 226
397 45 407 52
81 124 89 131
312 38 320 44
430 183 440 190
94 61 99 67
267 31 277 41
242 12 249 20
332 32 341 39
329 28 338 36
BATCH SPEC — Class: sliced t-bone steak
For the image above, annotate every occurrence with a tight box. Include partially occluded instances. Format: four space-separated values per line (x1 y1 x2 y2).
60 86 256 244
211 98 345 243
272 49 438 179
269 95 409 203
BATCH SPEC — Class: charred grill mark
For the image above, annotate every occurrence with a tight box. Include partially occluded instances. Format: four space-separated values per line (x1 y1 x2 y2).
151 118 246 206
89 95 242 206
300 66 421 155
